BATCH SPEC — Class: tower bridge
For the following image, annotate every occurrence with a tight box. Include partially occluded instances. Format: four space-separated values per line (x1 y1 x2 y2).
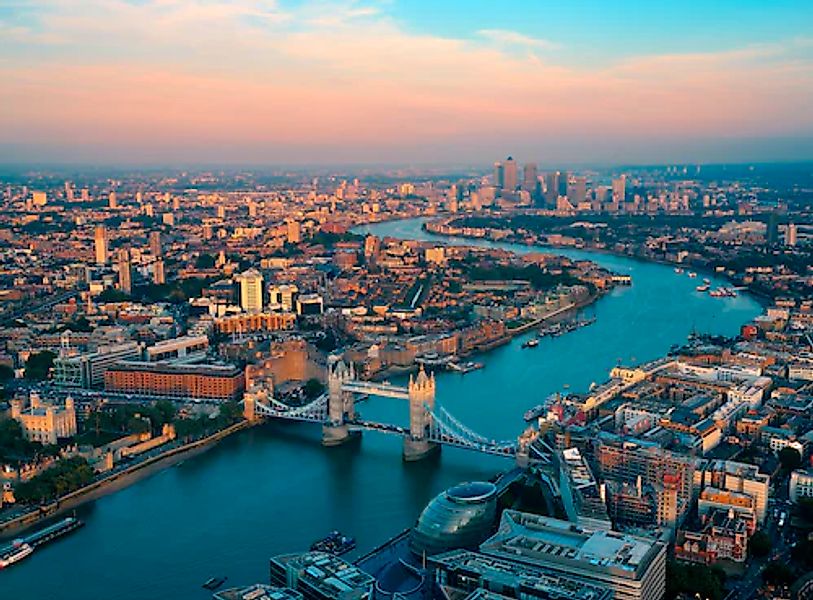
244 360 552 465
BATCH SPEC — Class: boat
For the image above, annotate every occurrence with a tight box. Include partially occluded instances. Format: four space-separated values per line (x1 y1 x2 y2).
202 577 228 590
674 267 684 274
521 339 539 349
695 284 710 292
702 278 710 284
310 531 356 555
523 404 545 422
0 542 34 569
687 272 697 278
709 288 725 297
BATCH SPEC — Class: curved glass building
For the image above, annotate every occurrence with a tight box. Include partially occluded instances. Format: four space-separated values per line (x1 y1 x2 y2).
409 481 498 556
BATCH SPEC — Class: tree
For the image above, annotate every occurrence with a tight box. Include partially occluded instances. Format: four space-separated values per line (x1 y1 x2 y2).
195 253 216 269
0 364 14 381
748 530 771 557
666 559 726 600
304 378 325 400
778 447 802 471
24 350 56 381
762 560 794 586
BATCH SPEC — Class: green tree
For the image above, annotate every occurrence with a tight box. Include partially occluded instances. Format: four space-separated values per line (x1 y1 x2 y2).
778 447 802 471
666 559 726 600
304 378 325 400
748 530 771 558
24 350 56 381
0 364 14 381
762 561 794 586
195 253 216 269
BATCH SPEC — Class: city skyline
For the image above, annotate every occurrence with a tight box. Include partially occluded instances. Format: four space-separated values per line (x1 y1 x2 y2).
2 1 813 165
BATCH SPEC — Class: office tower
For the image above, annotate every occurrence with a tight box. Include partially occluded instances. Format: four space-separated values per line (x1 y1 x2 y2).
287 220 301 244
503 157 518 191
567 176 588 206
544 172 560 207
65 182 74 201
247 200 257 218
493 161 505 190
153 259 165 285
149 231 162 257
766 212 779 244
217 205 226 220
94 226 108 265
108 191 118 209
117 249 132 295
32 191 47 206
612 175 627 203
786 223 797 246
236 269 264 313
522 163 538 192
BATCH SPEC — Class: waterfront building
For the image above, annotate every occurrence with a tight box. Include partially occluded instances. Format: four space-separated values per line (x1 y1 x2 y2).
104 361 245 400
429 549 613 600
53 341 142 388
410 481 498 556
269 552 374 600
10 393 77 444
479 511 667 600
236 268 264 313
790 468 813 503
94 225 108 265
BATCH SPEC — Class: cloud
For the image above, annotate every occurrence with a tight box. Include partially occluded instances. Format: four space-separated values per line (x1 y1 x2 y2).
0 1 811 163
477 29 559 51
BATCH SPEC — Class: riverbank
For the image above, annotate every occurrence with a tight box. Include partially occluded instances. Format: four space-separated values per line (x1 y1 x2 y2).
421 217 772 307
0 420 251 538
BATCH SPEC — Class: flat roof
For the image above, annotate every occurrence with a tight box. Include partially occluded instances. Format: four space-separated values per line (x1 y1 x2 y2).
109 360 242 377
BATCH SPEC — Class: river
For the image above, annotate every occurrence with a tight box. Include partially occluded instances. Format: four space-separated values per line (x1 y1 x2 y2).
1 217 762 600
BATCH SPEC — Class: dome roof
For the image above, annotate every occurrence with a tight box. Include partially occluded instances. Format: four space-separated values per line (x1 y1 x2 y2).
409 481 497 556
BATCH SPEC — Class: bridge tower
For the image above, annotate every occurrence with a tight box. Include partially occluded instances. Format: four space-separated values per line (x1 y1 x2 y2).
322 360 358 446
403 367 439 461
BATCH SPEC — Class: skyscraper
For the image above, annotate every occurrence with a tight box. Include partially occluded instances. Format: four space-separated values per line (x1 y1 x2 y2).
287 220 301 244
786 223 798 246
94 226 108 265
523 163 538 191
108 191 118 209
544 172 560 207
117 249 132 295
612 175 627 204
149 231 162 257
153 259 165 285
503 157 518 191
236 269 264 313
493 161 505 190
567 175 587 206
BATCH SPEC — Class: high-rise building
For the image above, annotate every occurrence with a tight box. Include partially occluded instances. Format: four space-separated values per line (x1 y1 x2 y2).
612 175 627 203
153 259 165 285
108 191 118 209
117 249 132 295
236 269 264 313
522 162 538 191
94 226 108 265
493 161 505 190
766 212 779 244
567 176 587 206
544 172 560 207
503 157 518 191
149 231 162 257
786 222 798 246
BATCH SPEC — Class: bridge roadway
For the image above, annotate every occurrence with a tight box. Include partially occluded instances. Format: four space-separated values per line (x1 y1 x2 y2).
340 380 409 400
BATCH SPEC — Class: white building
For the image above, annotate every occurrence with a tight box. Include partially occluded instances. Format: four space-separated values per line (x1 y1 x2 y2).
235 269 264 313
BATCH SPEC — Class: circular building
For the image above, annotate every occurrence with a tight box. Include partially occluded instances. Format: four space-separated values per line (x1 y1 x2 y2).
409 481 498 556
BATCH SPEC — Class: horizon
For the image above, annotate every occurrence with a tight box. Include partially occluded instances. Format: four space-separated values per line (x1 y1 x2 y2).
2 1 813 165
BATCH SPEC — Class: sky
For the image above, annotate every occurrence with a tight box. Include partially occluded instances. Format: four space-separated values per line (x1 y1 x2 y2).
1 0 813 166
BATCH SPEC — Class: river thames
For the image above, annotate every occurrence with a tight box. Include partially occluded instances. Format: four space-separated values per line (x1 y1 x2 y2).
2 218 762 600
